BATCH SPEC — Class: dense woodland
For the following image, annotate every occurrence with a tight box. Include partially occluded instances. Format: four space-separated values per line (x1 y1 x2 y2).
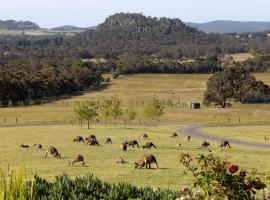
1 13 270 105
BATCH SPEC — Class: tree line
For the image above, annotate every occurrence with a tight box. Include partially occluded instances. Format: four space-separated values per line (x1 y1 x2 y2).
75 97 164 128
0 65 102 106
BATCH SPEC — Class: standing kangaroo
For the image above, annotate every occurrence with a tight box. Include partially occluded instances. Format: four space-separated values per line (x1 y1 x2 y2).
220 140 231 148
120 143 127 151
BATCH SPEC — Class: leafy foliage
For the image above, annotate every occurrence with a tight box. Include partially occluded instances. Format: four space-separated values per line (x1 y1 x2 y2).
179 153 266 200
75 101 98 129
24 173 181 200
204 66 270 107
144 98 164 124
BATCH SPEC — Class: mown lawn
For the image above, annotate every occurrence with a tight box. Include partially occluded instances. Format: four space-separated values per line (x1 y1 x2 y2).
203 125 270 145
0 124 269 190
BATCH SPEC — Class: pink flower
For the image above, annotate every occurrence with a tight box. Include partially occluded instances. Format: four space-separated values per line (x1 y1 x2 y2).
229 164 238 174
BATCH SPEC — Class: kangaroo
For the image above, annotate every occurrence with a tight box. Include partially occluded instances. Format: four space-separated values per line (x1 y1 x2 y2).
142 142 157 149
33 144 42 150
104 138 112 144
187 135 191 142
45 146 61 158
115 157 127 164
171 132 178 138
264 136 269 140
198 141 212 152
140 133 149 140
125 140 139 148
68 154 85 166
20 144 29 148
120 143 127 151
85 135 96 141
134 155 158 169
220 140 231 148
86 137 99 146
73 136 84 143
174 143 181 147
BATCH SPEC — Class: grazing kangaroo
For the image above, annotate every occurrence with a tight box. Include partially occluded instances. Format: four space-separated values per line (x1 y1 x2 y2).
198 141 212 152
45 146 61 158
33 144 42 150
140 133 149 140
187 136 191 142
264 136 269 140
115 157 127 164
86 137 99 146
85 135 96 141
134 155 158 169
120 143 127 151
125 140 139 148
73 136 84 143
20 144 29 148
171 132 178 138
104 138 112 144
68 154 85 166
220 140 231 148
142 142 157 149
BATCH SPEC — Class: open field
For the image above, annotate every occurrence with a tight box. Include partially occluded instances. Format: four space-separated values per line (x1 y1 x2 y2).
0 73 270 125
203 125 270 145
224 53 254 62
1 124 270 190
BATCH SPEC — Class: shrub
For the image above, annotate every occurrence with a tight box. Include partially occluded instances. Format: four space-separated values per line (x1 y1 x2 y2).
179 153 266 200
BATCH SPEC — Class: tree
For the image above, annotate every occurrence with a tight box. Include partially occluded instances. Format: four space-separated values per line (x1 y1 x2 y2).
144 98 164 125
109 96 123 125
99 99 111 125
204 66 270 107
75 101 98 129
99 96 123 125
125 108 137 124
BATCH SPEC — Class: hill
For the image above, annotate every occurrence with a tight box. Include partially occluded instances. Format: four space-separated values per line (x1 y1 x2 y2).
0 19 39 30
187 20 270 33
71 13 225 58
51 25 83 31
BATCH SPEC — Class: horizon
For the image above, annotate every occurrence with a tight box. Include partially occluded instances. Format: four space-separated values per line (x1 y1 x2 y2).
1 0 270 28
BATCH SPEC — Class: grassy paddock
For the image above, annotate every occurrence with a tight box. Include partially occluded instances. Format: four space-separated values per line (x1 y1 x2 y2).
203 125 270 144
0 124 269 190
0 74 270 125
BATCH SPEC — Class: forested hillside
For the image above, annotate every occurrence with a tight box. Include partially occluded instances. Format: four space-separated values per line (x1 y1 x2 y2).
1 13 270 105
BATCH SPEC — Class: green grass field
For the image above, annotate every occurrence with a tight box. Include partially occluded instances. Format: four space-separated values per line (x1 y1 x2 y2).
1 124 270 190
203 125 270 144
0 73 270 125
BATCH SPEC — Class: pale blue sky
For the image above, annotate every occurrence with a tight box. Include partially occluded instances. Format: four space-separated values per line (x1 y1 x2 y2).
1 0 270 28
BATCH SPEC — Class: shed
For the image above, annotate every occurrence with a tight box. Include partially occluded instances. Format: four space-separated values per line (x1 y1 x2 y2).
189 102 201 109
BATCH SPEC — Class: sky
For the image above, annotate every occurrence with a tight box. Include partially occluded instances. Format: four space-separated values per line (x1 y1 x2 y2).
1 0 270 28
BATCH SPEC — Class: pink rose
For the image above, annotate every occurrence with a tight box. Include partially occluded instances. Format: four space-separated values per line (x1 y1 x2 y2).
229 164 238 173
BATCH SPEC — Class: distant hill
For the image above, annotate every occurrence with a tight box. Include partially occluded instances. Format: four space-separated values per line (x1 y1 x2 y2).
71 13 223 58
187 20 270 33
51 25 84 31
0 20 39 30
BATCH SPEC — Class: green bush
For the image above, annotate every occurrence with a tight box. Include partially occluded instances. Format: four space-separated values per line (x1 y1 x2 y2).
24 174 181 200
179 153 266 200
